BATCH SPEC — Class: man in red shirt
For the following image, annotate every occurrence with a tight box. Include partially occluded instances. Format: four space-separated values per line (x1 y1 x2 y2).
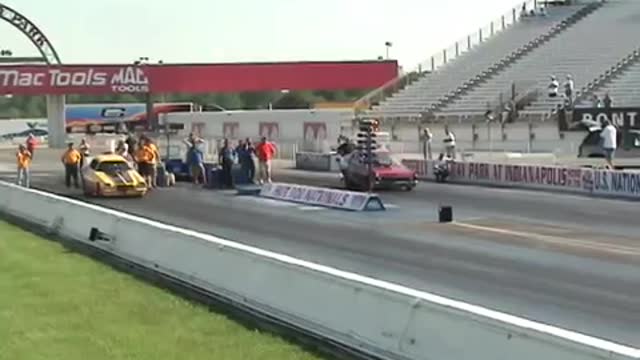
255 136 276 184
26 134 37 159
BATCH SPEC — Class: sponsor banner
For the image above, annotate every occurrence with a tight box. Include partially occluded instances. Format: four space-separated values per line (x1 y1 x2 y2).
448 162 584 192
587 170 640 199
295 152 331 172
64 102 193 133
0 66 149 95
405 159 640 200
563 107 640 131
260 182 371 211
0 61 398 96
401 159 433 180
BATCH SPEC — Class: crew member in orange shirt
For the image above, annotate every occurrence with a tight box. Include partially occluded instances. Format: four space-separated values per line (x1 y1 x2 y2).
146 138 160 188
16 144 32 188
61 142 82 188
135 141 155 189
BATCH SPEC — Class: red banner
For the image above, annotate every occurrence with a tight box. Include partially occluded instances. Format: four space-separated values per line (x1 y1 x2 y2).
0 61 398 96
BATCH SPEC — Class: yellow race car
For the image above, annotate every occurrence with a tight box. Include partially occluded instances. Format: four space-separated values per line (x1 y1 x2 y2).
82 154 147 197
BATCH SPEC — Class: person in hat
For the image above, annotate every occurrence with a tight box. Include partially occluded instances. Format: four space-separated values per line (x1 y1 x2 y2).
61 142 81 188
16 144 32 188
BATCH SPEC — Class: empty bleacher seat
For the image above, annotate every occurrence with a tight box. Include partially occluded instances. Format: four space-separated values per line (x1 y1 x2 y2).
445 0 640 116
374 3 588 117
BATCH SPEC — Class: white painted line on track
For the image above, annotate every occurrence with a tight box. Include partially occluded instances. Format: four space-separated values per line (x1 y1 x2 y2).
238 196 327 211
244 197 296 207
298 206 325 211
453 222 640 256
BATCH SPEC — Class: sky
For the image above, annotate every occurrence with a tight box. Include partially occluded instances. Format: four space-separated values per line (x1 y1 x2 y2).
0 0 518 70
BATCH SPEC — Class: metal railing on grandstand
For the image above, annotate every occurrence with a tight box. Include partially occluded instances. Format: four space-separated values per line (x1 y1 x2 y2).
355 0 540 111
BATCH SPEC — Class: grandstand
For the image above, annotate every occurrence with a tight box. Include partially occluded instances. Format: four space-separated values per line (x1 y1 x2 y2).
593 58 640 107
365 0 640 123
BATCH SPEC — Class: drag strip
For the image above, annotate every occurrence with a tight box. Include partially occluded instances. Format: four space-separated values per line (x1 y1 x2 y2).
6 170 640 347
277 169 640 237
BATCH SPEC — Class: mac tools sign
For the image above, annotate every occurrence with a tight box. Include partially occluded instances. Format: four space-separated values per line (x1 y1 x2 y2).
0 66 149 95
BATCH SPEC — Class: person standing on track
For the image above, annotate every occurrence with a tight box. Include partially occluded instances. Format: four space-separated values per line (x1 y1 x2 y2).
79 138 91 168
146 137 161 188
61 142 81 189
218 138 236 189
600 119 617 170
26 133 37 160
16 144 32 188
184 132 204 148
443 127 456 160
115 140 133 165
421 128 433 160
187 140 206 185
135 140 156 189
125 133 137 159
255 136 276 184
138 136 160 188
236 138 256 184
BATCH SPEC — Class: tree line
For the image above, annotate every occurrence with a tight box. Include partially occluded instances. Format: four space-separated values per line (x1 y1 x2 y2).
0 89 368 119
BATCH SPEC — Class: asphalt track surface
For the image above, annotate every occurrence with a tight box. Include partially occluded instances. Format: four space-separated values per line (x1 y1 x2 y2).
2 167 639 348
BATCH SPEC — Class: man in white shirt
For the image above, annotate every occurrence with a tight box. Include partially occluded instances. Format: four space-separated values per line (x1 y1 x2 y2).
600 120 617 169
421 128 433 160
548 76 559 98
443 128 456 159
433 152 453 183
564 75 575 108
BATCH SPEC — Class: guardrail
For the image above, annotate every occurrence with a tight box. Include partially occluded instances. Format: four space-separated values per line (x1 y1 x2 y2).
0 181 638 359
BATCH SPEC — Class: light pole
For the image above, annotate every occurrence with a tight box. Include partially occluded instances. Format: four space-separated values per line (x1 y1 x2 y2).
134 57 155 131
157 60 166 103
384 42 393 60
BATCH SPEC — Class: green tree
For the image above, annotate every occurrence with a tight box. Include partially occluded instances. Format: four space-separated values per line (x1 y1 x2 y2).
273 92 312 109
0 88 374 119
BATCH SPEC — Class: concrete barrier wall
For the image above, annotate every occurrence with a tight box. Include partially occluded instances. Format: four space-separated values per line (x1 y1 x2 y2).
0 181 637 360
